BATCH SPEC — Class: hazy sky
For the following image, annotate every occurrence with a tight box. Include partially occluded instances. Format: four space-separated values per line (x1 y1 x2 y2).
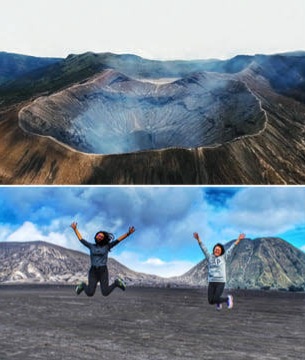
1 0 304 60
0 186 304 277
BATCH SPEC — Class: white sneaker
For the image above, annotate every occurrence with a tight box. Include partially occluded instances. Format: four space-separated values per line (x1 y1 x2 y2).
216 303 222 311
227 295 234 309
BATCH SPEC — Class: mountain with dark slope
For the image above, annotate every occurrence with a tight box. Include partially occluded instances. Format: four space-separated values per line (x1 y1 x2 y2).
179 237 305 290
0 241 166 286
248 55 305 103
0 51 305 184
1 51 304 107
0 52 61 85
0 52 220 107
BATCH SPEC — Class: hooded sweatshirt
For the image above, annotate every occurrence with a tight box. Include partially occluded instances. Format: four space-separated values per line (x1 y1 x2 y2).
80 238 119 267
198 241 236 282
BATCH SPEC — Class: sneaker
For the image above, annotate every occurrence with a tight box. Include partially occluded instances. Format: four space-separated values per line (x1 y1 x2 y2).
75 282 85 295
227 295 234 309
216 303 222 311
116 278 126 291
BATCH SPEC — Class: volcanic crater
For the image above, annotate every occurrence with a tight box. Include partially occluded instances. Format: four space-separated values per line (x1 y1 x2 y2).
18 69 266 155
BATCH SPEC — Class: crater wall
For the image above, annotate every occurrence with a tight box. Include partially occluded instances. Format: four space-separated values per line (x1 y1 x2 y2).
19 69 266 155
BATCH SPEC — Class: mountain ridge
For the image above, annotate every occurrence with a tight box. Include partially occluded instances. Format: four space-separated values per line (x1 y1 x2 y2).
0 240 168 286
0 51 61 86
1 238 305 290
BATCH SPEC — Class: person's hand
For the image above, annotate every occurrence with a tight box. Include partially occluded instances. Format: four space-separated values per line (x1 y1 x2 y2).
235 233 245 245
238 233 246 241
193 232 200 241
128 226 136 235
70 222 77 230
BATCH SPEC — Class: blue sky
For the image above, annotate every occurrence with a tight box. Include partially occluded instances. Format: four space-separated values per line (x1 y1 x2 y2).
0 186 304 277
1 0 304 60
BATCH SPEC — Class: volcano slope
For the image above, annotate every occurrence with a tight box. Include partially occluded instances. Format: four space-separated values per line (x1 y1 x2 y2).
0 52 304 184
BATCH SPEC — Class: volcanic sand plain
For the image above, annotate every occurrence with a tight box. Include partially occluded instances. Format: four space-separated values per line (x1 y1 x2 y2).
0 286 304 360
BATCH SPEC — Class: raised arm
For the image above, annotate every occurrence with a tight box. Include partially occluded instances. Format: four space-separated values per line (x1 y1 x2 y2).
70 222 83 241
193 232 209 259
117 226 136 242
235 233 246 246
226 233 246 258
193 232 201 243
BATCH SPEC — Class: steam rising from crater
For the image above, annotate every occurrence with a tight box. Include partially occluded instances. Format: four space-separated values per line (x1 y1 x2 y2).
19 69 266 155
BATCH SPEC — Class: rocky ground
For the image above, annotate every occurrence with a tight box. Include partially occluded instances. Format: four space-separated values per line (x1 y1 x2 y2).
0 286 304 359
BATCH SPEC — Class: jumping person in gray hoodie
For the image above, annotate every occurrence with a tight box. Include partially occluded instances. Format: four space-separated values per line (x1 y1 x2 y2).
71 222 135 297
193 232 245 310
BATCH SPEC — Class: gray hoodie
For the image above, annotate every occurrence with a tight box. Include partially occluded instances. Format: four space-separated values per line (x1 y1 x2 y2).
198 241 236 282
80 238 119 267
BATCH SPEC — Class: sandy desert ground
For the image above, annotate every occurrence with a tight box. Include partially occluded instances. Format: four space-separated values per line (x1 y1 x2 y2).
0 286 304 360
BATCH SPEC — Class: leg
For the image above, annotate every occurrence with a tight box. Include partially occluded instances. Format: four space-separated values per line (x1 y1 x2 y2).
83 267 99 296
213 282 227 304
208 282 217 304
99 266 116 297
208 282 226 304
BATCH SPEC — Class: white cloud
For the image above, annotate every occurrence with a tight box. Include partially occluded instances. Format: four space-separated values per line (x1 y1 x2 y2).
202 188 305 240
144 258 166 266
112 251 195 278
4 221 71 250
6 221 43 242
0 225 12 242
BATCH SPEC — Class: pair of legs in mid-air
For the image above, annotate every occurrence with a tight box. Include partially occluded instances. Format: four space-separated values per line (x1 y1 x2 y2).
76 270 234 309
208 282 233 310
76 265 126 297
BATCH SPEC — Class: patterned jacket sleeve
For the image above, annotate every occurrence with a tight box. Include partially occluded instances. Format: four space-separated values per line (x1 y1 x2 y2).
225 242 236 258
198 241 210 260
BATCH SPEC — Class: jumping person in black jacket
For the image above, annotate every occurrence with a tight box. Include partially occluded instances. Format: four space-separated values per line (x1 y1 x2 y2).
71 222 135 297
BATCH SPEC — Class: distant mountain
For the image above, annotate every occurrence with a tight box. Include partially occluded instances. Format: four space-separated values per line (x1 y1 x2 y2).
1 51 304 106
1 238 305 291
0 241 167 287
0 52 223 107
0 51 305 184
179 237 305 290
0 52 61 85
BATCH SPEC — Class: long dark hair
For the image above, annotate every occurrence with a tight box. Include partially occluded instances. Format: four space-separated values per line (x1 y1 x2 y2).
213 243 225 256
94 231 115 245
